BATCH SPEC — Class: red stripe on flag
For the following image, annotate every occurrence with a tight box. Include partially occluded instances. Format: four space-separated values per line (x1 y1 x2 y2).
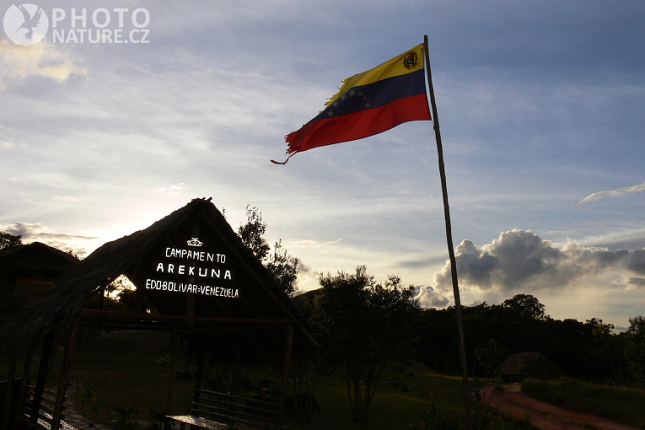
285 94 430 155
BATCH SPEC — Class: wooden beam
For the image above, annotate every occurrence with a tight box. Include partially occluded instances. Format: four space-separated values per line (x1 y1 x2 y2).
14 343 35 429
30 329 56 426
51 319 79 430
79 308 295 325
277 325 294 430
166 330 179 417
1 356 17 430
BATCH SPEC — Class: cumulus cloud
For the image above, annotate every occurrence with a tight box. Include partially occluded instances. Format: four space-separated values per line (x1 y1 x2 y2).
580 180 645 203
0 38 87 89
413 285 450 308
432 229 642 293
293 259 320 292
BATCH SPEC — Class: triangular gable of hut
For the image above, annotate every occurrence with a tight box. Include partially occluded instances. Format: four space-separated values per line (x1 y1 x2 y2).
497 352 544 376
496 351 560 381
0 198 313 357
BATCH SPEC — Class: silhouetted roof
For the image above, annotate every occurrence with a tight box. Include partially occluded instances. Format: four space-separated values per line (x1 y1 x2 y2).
0 241 79 280
497 352 546 375
1 198 314 359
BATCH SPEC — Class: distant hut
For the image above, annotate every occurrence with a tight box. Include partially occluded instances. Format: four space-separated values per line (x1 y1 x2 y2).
0 242 79 285
496 352 561 382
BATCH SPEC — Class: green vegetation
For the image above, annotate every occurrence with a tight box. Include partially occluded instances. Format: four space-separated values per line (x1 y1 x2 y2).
0 231 22 254
32 332 469 429
312 266 420 422
4 212 645 429
5 331 543 430
522 378 645 428
417 296 645 386
237 205 299 296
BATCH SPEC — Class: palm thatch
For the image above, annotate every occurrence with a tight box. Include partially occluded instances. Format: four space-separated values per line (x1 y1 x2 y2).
0 198 315 362
497 351 561 381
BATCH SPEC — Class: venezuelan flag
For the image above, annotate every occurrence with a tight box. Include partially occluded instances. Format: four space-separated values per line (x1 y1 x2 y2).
276 43 431 163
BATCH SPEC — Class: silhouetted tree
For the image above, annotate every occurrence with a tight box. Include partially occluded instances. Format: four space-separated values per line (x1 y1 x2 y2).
312 266 419 422
502 293 547 320
0 231 22 254
625 316 645 386
238 206 299 296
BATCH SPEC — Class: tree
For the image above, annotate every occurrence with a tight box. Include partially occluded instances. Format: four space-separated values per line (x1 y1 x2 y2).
264 239 299 296
312 266 420 422
624 315 645 385
0 231 22 254
238 206 299 296
502 293 547 320
587 318 626 384
474 339 508 378
237 206 270 261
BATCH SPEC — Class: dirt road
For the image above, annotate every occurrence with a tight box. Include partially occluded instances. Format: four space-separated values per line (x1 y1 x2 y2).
481 384 638 430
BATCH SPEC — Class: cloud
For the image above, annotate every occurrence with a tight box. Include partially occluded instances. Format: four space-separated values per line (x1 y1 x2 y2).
580 180 645 203
153 183 187 195
414 285 451 308
287 238 342 249
0 38 87 89
432 229 642 293
625 277 645 290
0 222 97 256
293 259 320 292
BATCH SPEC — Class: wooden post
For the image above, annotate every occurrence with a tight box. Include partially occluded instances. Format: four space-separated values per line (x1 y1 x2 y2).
14 343 35 429
277 325 294 430
51 319 79 430
30 329 57 426
185 295 195 326
424 34 473 430
99 285 106 311
166 330 178 416
195 346 205 392
1 356 17 430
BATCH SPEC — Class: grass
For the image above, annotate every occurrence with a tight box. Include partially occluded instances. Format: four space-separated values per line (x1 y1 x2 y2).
2 330 543 430
3 331 470 429
522 378 645 429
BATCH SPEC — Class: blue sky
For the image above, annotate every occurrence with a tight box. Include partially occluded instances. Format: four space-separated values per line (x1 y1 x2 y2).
1 0 644 329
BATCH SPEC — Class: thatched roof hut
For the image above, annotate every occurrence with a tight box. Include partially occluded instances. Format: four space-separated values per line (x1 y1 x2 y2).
0 198 315 430
496 352 560 381
0 241 79 285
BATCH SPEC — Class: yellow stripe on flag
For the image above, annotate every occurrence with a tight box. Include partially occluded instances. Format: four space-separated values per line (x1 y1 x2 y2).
326 43 425 107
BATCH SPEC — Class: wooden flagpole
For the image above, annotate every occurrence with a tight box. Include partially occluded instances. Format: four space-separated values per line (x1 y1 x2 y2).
423 35 473 430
